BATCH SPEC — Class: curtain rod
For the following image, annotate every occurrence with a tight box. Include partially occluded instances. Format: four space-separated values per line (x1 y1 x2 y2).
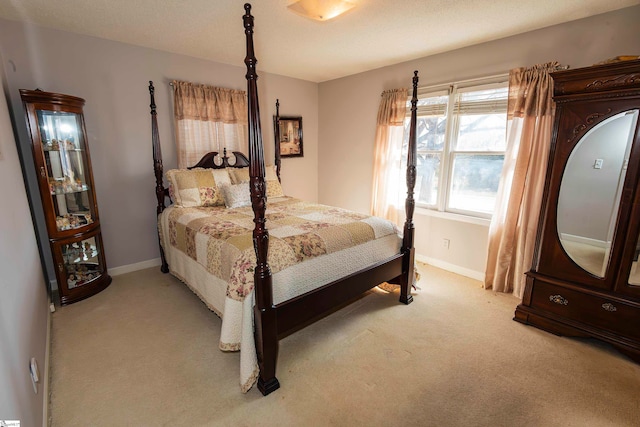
411 64 570 92
412 72 508 93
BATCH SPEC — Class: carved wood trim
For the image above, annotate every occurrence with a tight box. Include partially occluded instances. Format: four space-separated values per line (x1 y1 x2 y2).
553 59 640 97
585 74 640 91
567 109 612 143
149 81 166 216
188 149 250 169
402 70 419 252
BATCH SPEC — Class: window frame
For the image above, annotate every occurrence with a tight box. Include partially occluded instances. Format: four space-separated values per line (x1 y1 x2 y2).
408 76 509 219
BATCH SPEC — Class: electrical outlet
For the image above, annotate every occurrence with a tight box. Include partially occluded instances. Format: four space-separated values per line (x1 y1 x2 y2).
442 238 450 249
30 357 39 394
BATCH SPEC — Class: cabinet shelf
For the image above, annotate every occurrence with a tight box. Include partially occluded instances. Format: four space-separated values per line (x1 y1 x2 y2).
56 213 94 231
50 184 89 195
63 245 99 264
44 147 83 152
66 261 103 289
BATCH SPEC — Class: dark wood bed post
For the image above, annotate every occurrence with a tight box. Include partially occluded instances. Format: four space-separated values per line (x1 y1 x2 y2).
400 71 419 305
274 99 282 182
149 81 169 274
243 3 280 396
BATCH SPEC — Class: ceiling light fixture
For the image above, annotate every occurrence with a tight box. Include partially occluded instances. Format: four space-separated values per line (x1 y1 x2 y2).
287 0 356 22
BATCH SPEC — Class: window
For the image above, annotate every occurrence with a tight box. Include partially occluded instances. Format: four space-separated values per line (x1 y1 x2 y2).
403 79 508 218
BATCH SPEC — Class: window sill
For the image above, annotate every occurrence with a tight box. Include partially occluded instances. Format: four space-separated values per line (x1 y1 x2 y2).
415 206 491 227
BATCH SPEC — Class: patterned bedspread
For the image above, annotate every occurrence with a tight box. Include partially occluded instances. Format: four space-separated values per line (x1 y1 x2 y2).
165 196 399 303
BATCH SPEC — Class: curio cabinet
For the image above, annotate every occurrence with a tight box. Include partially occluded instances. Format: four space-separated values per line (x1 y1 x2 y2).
20 89 111 305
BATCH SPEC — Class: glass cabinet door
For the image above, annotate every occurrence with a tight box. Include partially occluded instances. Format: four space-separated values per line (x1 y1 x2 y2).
50 228 109 305
59 235 105 290
37 110 95 233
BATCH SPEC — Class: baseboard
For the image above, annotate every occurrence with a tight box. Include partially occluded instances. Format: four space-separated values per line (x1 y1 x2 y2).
560 232 608 249
109 258 162 276
43 299 52 427
415 254 485 282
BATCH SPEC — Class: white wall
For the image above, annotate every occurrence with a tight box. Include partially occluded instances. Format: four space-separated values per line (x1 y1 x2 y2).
318 5 640 280
0 20 318 280
0 52 49 427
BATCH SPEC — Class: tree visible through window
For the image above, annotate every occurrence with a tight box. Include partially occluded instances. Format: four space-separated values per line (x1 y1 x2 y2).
402 80 508 218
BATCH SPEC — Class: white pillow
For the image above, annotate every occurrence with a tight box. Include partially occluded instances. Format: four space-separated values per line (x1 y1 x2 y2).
221 182 252 208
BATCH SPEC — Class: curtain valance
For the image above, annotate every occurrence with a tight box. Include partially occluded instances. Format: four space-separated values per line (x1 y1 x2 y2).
377 89 408 126
172 80 247 124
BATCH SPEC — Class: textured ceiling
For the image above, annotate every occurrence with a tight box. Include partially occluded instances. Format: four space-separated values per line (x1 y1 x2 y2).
0 0 638 82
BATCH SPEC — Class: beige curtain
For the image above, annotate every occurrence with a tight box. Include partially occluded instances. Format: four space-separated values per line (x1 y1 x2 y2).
484 62 559 298
371 88 408 224
172 80 248 168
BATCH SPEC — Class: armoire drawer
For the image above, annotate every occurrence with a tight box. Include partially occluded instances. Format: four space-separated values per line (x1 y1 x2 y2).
530 281 640 340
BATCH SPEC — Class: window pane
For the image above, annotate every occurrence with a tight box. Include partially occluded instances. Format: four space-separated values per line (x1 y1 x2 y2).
400 80 508 217
405 116 446 151
415 153 440 206
448 154 504 214
414 94 449 115
455 113 506 151
458 86 508 103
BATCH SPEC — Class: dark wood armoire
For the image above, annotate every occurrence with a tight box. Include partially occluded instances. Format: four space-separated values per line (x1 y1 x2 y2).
515 59 640 362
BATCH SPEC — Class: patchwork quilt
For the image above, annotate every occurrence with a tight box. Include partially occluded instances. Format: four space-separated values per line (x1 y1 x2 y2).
165 196 399 303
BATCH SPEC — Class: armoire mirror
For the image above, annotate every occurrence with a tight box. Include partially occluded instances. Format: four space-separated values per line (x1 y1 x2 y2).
557 109 639 277
629 221 640 287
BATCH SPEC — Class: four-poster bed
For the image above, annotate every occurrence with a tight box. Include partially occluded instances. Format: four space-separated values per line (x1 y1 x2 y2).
148 3 419 396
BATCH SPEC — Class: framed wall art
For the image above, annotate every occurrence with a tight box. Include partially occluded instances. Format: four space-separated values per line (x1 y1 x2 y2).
275 116 303 158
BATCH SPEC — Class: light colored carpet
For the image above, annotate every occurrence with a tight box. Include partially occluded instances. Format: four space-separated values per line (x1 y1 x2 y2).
49 264 640 426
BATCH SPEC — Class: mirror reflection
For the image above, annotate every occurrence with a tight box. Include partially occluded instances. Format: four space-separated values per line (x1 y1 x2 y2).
629 228 640 286
557 110 639 277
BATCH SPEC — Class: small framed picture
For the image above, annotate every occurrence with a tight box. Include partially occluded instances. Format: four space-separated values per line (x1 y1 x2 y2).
275 116 303 158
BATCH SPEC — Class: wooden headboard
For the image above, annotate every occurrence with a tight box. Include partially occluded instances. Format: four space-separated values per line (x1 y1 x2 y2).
188 149 250 169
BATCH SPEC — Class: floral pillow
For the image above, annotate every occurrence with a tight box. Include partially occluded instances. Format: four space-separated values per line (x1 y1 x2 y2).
220 182 252 208
165 168 231 207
